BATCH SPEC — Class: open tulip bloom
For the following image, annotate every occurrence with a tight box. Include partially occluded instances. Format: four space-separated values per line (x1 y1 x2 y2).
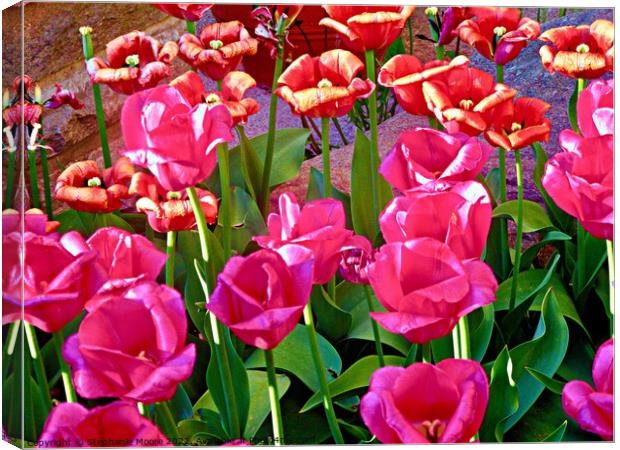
2 4 616 447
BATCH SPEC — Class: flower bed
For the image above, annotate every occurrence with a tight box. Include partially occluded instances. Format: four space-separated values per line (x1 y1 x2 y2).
2 4 614 446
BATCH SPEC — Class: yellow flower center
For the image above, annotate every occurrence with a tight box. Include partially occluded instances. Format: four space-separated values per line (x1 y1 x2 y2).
493 26 507 37
459 99 475 111
205 93 221 104
79 26 93 36
167 191 182 200
424 7 438 17
125 54 140 67
87 177 102 187
576 43 590 53
317 78 333 88
416 419 446 443
209 39 224 50
511 122 523 132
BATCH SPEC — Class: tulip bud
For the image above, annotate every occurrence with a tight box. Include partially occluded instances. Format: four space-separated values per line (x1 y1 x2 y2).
79 26 93 36
209 39 224 50
87 177 102 187
576 43 590 53
125 54 140 67
317 78 333 88
166 191 181 200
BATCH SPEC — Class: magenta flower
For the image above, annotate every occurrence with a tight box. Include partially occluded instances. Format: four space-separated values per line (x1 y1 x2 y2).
121 85 234 191
208 246 314 350
577 79 613 138
63 280 196 404
339 235 375 285
379 128 492 193
562 338 613 440
37 401 171 447
542 133 613 241
254 192 353 285
367 238 497 344
379 181 492 260
2 232 107 333
360 359 489 443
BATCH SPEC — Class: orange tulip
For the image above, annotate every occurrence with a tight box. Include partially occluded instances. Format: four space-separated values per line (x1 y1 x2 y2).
539 19 614 79
54 157 135 213
320 6 415 54
178 21 258 81
170 70 259 126
378 54 469 116
484 97 551 151
129 171 218 233
87 31 178 95
456 7 540 65
275 49 374 118
422 66 516 136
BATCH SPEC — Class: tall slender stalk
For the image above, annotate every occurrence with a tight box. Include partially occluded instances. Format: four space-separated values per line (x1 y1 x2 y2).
259 28 286 217
40 148 53 218
156 401 179 439
186 20 196 34
331 117 348 145
321 117 332 198
165 231 177 287
364 286 385 367
451 326 461 359
458 316 471 360
496 64 510 280
217 143 232 260
3 321 20 381
407 17 414 54
52 332 77 402
364 49 380 236
303 304 344 444
422 343 432 363
435 44 445 60
80 27 112 168
4 148 16 208
559 8 567 17
606 240 614 334
265 349 284 445
24 323 52 411
509 150 524 311
187 186 241 438
27 149 40 209
576 223 587 296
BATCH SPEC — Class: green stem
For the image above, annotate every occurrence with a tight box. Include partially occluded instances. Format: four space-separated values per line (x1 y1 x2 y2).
509 150 524 311
321 117 332 198
496 64 504 83
407 17 414 54
24 323 52 411
364 49 380 237
187 186 241 438
138 402 148 417
52 332 77 402
455 37 461 56
165 231 177 287
156 401 179 439
3 321 20 381
303 304 344 444
27 149 41 208
428 116 440 130
541 9 547 23
559 8 566 17
497 147 510 279
422 343 432 363
364 286 385 367
537 8 541 22
606 240 614 334
452 325 461 359
81 28 112 168
576 223 587 296
331 117 348 146
265 349 284 445
40 148 54 219
186 20 196 34
259 33 285 217
217 142 232 260
4 150 16 208
435 44 445 60
458 316 471 360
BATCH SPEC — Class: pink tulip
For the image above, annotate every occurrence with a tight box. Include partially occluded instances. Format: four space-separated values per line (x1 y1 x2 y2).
542 133 613 241
577 79 613 138
2 232 107 333
37 401 170 447
367 238 497 344
360 359 489 443
121 85 234 191
379 181 492 260
562 338 613 440
379 128 492 193
208 245 314 350
63 280 196 403
339 235 375 285
254 192 353 284
2 208 60 237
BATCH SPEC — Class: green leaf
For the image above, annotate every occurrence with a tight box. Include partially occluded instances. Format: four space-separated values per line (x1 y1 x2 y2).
306 167 353 230
519 231 571 270
492 200 554 233
484 169 501 204
215 186 266 255
205 324 250 438
245 324 342 392
350 129 392 239
480 346 519 442
301 355 405 412
430 333 453 362
178 418 226 444
310 286 352 341
568 79 579 132
207 128 310 193
384 36 405 62
92 212 135 233
525 367 566 395
237 127 264 201
470 304 495 361
169 385 194 422
503 290 569 431
56 209 95 236
543 421 567 442
243 370 291 440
